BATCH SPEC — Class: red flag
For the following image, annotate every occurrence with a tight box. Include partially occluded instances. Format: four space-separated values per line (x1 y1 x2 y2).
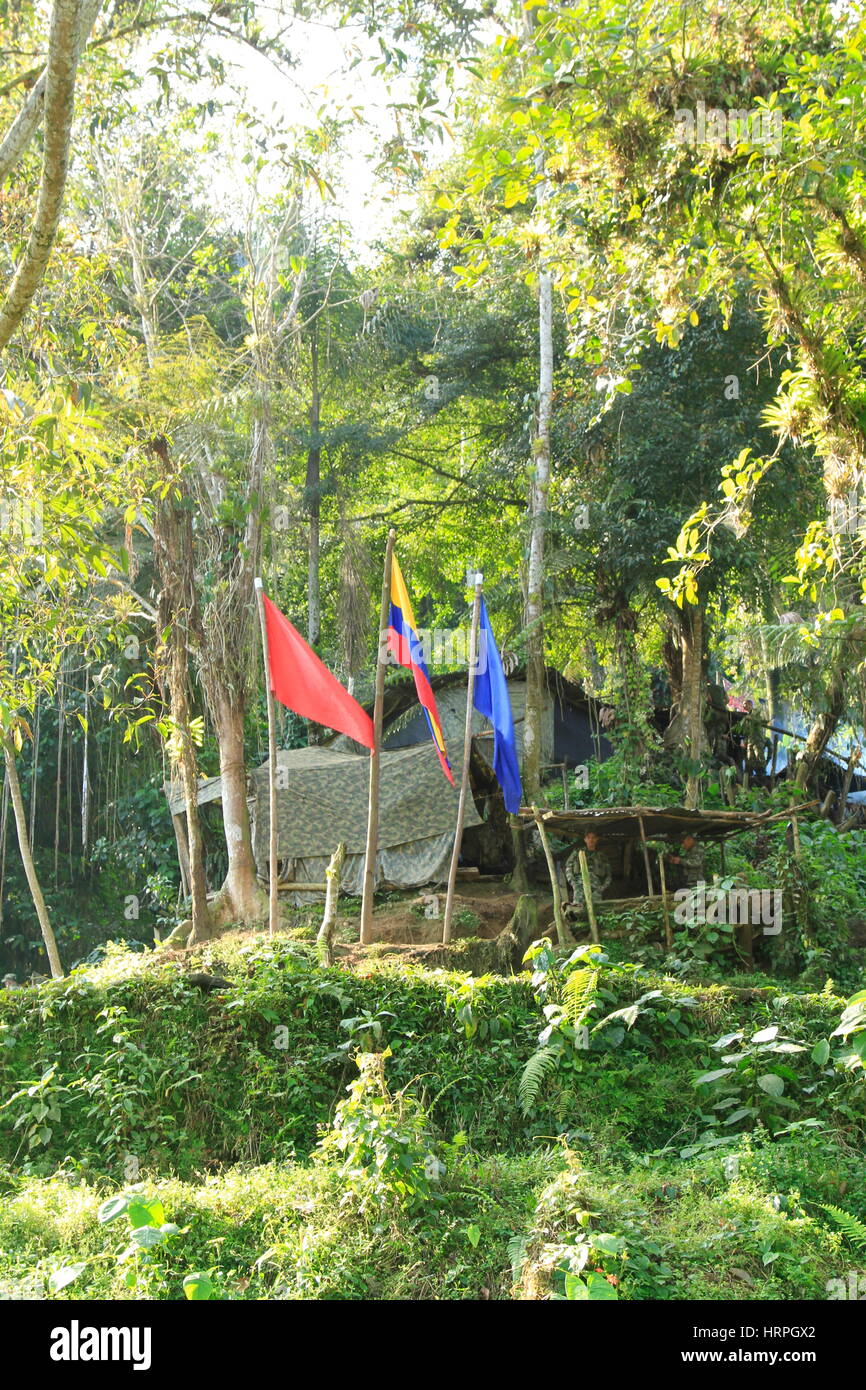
262 593 374 749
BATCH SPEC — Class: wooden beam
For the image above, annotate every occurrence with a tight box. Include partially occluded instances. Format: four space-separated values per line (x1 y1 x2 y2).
577 849 599 944
638 815 654 895
532 803 571 945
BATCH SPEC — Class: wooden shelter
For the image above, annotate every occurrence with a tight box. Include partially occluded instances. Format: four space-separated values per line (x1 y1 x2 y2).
522 803 794 905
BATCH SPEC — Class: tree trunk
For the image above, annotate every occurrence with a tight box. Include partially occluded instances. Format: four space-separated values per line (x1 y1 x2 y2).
678 601 705 809
3 733 63 978
152 486 211 945
175 677 211 945
307 321 321 649
523 266 552 800
0 0 101 185
211 688 266 924
795 667 846 789
0 0 85 350
759 601 780 724
494 893 539 973
508 815 530 893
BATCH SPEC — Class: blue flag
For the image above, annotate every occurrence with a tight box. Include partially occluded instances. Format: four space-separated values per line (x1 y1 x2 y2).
473 598 523 814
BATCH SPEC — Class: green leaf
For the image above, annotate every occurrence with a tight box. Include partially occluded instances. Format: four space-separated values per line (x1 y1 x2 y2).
131 1222 178 1248
585 1270 618 1299
757 1073 785 1097
128 1198 165 1230
811 1039 830 1064
49 1263 86 1294
466 1224 481 1248
98 1194 131 1224
694 1068 734 1086
183 1271 215 1301
593 1233 625 1254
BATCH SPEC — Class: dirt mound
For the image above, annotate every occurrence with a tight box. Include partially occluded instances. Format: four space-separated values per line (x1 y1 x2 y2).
366 886 520 945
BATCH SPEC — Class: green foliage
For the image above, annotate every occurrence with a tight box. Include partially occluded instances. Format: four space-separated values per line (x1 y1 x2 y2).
316 1048 439 1212
692 1023 813 1139
518 1047 560 1118
0 940 863 1299
44 1186 211 1300
830 989 866 1073
820 1205 866 1253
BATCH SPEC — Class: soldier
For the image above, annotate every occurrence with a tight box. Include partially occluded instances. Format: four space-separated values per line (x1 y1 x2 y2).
565 830 612 907
666 832 705 888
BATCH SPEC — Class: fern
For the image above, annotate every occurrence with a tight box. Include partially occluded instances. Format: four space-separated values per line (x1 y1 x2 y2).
518 1047 560 1116
821 1204 866 1252
507 1235 528 1282
563 966 600 1027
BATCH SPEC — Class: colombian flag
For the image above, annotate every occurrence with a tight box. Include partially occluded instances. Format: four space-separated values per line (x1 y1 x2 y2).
387 553 454 784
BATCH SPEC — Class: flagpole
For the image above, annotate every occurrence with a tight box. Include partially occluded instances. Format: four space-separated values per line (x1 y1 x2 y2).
360 527 396 945
442 572 483 944
254 577 279 937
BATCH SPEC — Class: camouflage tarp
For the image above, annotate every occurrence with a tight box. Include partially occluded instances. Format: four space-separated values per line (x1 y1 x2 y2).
249 742 481 897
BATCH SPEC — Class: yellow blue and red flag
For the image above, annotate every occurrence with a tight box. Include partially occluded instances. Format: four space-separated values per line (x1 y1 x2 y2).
387 553 454 784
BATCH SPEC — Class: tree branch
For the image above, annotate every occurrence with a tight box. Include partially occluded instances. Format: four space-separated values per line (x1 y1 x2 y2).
0 0 101 185
0 0 85 352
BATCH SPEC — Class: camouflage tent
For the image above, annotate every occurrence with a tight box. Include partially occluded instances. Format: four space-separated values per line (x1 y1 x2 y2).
248 742 481 898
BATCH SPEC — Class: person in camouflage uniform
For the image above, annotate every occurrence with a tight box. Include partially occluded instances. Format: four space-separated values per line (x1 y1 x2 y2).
666 832 705 888
565 830 612 907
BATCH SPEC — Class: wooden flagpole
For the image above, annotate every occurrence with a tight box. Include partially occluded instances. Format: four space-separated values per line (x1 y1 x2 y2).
360 528 396 945
254 578 279 937
442 572 483 944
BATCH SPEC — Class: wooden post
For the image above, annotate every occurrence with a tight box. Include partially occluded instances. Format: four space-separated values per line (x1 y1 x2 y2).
170 808 191 901
578 849 599 944
622 836 633 886
657 849 673 951
443 575 483 943
360 528 396 945
638 816 654 895
838 745 860 823
317 842 346 966
254 578 279 938
530 804 571 947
